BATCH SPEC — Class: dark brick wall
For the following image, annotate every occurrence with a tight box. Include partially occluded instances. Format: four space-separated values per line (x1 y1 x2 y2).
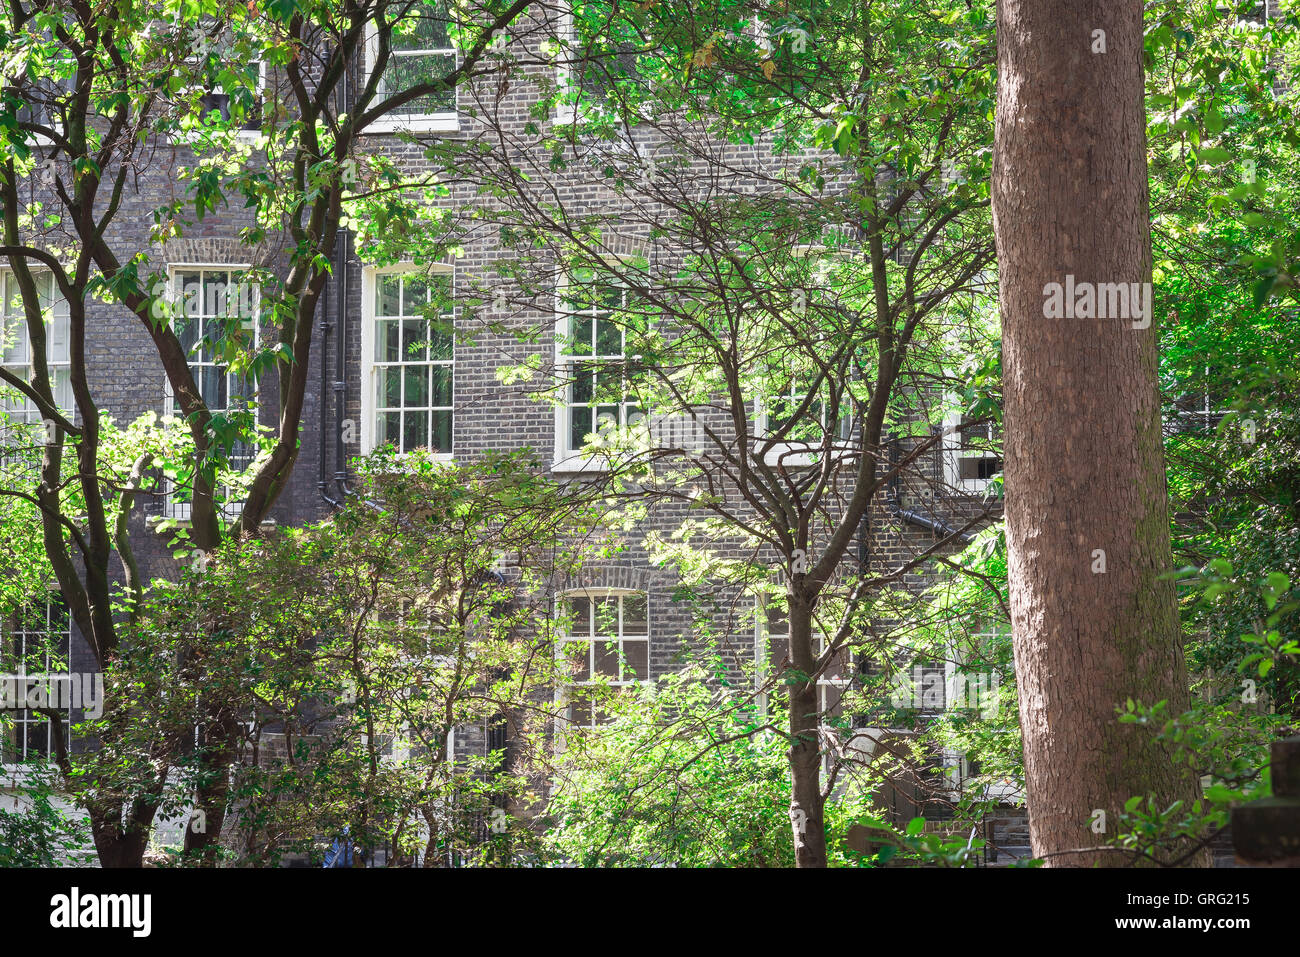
27 13 1003 783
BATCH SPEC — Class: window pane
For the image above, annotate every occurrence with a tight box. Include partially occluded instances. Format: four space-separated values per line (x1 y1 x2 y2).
592 597 618 635
593 366 621 401
179 272 202 316
204 272 229 318
822 685 845 720
594 639 620 679
402 319 426 361
198 321 219 364
403 276 429 315
378 319 400 361
622 594 647 635
564 641 591 682
567 596 590 634
379 410 400 446
48 313 70 364
569 405 591 450
403 410 426 450
199 365 226 409
567 314 592 356
569 698 592 727
386 52 456 114
594 404 619 434
382 367 402 408
430 366 452 407
623 639 648 679
52 368 72 411
377 275 402 317
31 273 51 310
428 324 453 361
404 365 429 407
571 364 594 403
392 8 452 51
595 317 621 357
430 409 452 453
2 317 27 365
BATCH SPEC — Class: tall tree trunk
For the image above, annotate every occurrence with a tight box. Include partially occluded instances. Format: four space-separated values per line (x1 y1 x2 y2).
992 0 1204 865
87 793 159 868
89 825 151 869
787 595 828 867
184 711 240 864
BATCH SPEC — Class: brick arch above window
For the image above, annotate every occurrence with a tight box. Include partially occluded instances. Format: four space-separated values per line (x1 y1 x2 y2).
153 238 274 270
552 564 651 596
599 233 649 260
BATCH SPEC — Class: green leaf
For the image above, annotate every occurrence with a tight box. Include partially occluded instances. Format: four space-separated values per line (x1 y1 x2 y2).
1253 275 1279 306
1204 104 1225 134
1196 147 1233 165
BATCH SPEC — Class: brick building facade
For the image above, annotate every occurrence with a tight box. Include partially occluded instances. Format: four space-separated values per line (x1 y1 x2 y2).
1 4 1021 862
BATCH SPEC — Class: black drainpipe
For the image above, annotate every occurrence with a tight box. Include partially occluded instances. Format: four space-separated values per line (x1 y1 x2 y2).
335 48 356 504
332 223 353 502
320 42 350 509
317 53 384 516
887 431 973 544
319 223 341 508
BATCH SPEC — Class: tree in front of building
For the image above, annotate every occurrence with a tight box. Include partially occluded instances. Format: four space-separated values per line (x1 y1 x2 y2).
0 0 539 866
421 0 1001 866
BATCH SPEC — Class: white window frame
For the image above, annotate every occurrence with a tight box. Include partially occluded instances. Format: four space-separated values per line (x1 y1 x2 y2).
552 4 651 125
362 600 458 764
555 588 650 729
364 5 459 134
942 403 1001 494
755 592 884 783
754 376 854 468
551 275 641 473
360 263 456 461
0 269 72 433
170 25 268 147
1171 364 1231 434
1 596 71 766
194 59 267 145
161 264 261 523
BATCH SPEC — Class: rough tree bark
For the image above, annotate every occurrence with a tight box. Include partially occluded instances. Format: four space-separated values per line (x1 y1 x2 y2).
788 593 829 868
992 0 1205 865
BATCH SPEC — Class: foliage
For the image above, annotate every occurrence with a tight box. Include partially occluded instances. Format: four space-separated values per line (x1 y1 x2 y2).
72 449 602 866
0 0 540 865
1110 697 1291 866
543 661 801 867
0 770 92 868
